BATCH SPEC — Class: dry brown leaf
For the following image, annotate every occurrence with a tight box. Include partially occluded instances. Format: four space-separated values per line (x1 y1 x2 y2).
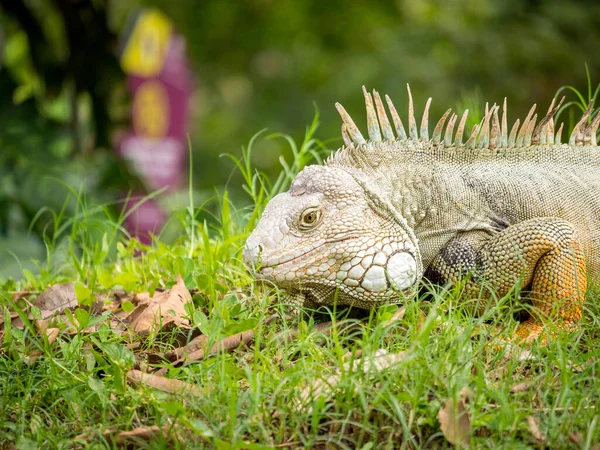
126 276 191 334
12 282 78 329
438 391 471 447
132 291 154 305
114 425 178 444
24 326 62 365
165 334 208 361
486 365 508 382
10 290 39 301
34 319 49 334
510 381 533 394
127 369 203 396
46 328 60 345
568 431 597 449
176 330 255 366
527 415 545 443
77 424 180 444
569 431 584 445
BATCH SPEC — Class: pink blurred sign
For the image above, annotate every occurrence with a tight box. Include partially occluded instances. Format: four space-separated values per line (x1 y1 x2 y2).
118 10 193 243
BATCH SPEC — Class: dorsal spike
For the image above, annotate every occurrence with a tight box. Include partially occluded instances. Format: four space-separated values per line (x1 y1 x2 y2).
508 119 520 147
385 94 407 141
432 108 452 144
532 96 564 145
372 90 395 141
336 103 366 145
420 97 432 140
544 98 556 145
465 124 480 148
542 97 557 145
407 84 418 139
500 97 508 147
363 86 382 142
444 113 458 147
478 103 496 148
516 104 537 146
540 123 547 145
570 100 595 145
524 113 537 146
586 110 600 146
455 109 469 145
555 122 564 144
341 124 352 147
490 105 500 149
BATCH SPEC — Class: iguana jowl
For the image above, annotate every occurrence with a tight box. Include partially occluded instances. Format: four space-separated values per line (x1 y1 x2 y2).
243 85 600 341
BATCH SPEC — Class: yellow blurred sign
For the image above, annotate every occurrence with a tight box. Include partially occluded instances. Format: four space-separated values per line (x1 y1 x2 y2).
132 80 170 138
120 9 173 77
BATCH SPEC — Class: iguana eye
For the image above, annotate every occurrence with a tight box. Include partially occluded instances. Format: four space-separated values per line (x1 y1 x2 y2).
299 208 321 229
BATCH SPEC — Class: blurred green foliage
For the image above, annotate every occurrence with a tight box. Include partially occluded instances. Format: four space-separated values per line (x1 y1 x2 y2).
1 0 600 277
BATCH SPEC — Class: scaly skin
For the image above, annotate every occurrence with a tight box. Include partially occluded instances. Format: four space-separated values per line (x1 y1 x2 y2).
243 85 600 342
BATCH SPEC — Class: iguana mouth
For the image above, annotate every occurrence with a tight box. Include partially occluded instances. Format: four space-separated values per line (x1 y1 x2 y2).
257 234 360 269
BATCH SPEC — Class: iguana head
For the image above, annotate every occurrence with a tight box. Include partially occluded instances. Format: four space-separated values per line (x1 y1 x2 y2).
243 163 423 307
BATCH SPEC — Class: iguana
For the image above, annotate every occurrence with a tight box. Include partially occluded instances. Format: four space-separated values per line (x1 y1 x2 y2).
243 85 600 342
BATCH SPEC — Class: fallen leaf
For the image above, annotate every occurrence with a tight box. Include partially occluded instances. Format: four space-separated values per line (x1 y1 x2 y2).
126 276 191 334
510 381 533 394
486 366 508 382
114 425 178 444
527 415 545 443
438 390 471 447
132 291 154 305
176 330 255 366
45 328 60 345
76 424 181 444
24 327 62 365
568 431 584 445
127 369 203 396
12 282 78 329
165 334 208 361
34 319 49 334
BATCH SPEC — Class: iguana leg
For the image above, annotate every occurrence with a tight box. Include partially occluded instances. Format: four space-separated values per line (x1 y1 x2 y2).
428 218 586 343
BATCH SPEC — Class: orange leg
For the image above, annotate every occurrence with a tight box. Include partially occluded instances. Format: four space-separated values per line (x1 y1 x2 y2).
427 218 587 344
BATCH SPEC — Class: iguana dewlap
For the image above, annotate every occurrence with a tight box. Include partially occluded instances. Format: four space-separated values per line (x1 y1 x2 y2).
243 85 600 342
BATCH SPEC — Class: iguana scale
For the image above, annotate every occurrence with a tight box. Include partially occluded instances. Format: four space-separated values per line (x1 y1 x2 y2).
243 85 600 342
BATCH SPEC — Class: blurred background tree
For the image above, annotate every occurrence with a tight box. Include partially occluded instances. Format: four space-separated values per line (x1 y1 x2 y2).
1 0 600 278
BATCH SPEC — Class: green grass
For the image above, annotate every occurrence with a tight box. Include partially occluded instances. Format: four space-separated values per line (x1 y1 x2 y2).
2 87 600 449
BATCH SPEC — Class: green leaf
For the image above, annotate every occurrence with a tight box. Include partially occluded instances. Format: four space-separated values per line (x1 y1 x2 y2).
96 267 114 289
74 308 90 330
223 318 258 335
87 375 104 395
74 281 92 306
162 401 185 417
114 272 141 292
121 300 135 313
22 269 36 286
98 342 135 369
111 362 125 393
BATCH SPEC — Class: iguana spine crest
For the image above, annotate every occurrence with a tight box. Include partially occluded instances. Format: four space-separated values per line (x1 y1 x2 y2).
334 85 600 155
